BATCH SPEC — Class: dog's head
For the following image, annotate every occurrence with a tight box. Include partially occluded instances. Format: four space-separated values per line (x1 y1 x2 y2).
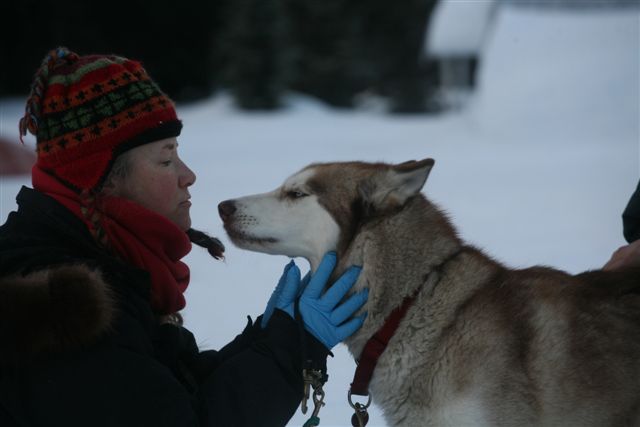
218 158 434 270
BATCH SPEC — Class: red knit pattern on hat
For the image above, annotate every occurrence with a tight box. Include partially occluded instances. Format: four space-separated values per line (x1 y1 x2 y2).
20 48 182 192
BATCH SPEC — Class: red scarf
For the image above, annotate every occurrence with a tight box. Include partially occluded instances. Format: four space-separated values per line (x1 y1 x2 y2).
32 165 191 315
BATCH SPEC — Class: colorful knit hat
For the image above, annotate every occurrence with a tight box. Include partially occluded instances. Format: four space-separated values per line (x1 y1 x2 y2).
19 47 182 191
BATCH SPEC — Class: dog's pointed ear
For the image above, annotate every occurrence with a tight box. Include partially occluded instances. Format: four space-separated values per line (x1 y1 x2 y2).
392 158 435 197
358 158 434 213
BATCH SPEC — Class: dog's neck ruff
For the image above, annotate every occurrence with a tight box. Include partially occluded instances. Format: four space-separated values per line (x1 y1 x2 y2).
349 247 464 397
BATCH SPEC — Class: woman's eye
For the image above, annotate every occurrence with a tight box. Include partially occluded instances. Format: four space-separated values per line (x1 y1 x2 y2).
287 190 308 199
161 160 172 166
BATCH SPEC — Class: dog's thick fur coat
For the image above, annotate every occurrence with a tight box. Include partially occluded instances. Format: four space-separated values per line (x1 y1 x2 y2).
220 159 640 426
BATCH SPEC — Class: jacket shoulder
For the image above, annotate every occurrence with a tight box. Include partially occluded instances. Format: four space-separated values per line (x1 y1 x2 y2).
0 263 115 363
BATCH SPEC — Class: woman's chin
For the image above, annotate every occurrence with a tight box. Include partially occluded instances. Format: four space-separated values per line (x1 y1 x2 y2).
171 214 191 232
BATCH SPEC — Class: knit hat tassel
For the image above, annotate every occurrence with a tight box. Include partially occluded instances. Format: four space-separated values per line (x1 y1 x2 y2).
19 47 79 144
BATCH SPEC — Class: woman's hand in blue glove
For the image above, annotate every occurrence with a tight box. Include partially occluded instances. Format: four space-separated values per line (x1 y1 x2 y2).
299 252 368 349
262 252 368 350
261 260 305 328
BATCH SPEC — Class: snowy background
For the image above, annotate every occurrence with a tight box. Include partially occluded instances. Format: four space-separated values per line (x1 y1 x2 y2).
1 3 639 426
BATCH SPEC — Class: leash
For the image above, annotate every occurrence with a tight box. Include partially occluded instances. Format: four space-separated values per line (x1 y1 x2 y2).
295 300 329 427
347 247 465 427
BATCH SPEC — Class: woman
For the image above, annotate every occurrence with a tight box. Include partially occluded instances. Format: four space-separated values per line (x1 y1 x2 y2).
0 47 367 426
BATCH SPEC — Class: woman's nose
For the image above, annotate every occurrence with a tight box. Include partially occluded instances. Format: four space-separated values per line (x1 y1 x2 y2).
179 161 196 187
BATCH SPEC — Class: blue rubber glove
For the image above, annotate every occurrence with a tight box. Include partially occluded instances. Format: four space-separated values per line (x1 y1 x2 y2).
261 260 306 328
298 252 368 349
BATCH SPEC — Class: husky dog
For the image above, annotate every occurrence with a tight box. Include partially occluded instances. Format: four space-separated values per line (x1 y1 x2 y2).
218 159 640 427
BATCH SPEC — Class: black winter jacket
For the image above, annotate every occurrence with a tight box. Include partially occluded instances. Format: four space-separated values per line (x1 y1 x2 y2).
0 187 328 427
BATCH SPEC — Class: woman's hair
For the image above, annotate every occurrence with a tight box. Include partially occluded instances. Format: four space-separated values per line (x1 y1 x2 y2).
103 151 132 187
186 228 225 260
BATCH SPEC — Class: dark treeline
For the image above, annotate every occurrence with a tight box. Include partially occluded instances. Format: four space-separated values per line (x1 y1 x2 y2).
2 0 439 112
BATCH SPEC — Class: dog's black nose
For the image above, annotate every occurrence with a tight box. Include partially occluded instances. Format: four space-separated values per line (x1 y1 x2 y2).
218 200 237 221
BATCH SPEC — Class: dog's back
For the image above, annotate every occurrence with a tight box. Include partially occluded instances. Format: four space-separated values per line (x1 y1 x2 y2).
334 166 640 426
345 192 640 426
463 266 640 427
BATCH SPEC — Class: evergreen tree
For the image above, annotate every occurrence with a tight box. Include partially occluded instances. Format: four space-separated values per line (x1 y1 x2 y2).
354 0 439 113
221 0 290 110
284 0 367 108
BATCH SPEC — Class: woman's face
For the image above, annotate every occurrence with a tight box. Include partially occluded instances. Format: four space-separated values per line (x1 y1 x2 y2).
110 138 196 231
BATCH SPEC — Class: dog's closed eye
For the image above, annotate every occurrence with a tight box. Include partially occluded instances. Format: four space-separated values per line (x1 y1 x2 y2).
285 190 309 199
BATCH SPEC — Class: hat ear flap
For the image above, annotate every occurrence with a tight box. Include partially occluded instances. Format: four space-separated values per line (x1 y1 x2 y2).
358 158 434 214
47 150 113 192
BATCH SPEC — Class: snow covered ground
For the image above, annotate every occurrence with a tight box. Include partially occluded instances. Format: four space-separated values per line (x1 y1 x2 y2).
1 4 638 426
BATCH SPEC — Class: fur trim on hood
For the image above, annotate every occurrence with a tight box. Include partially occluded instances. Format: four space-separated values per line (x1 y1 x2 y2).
0 264 115 363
